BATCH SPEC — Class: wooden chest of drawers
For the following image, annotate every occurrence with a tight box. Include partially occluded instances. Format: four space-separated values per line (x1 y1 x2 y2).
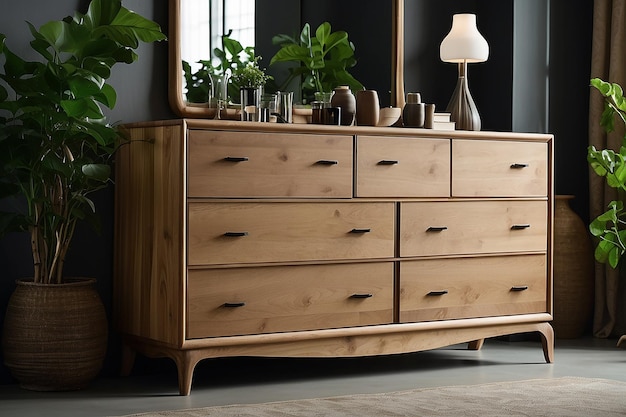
114 119 554 395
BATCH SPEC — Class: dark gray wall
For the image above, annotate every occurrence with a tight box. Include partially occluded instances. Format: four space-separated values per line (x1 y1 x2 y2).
0 0 594 385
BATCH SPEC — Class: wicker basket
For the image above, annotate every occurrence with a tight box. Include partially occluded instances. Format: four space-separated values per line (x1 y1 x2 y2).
552 195 594 339
2 278 108 391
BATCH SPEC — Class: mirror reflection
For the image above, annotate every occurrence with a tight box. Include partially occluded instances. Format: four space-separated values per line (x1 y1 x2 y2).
171 0 395 118
181 0 256 104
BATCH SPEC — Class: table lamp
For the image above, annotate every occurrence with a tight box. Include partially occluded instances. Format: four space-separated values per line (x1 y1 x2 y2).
440 14 489 131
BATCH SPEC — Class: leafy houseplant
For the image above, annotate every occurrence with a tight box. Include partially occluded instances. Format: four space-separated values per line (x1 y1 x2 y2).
588 78 626 268
270 21 364 103
0 0 166 284
0 0 165 391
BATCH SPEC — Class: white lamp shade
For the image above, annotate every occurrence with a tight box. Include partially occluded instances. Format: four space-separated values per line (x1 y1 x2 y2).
440 14 489 63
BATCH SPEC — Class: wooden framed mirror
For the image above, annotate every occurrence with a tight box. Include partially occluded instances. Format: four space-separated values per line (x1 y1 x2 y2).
168 0 405 118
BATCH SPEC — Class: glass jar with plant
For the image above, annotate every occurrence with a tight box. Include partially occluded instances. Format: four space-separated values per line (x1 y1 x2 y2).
231 56 273 121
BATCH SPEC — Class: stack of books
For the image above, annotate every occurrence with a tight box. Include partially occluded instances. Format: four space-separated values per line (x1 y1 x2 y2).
431 112 456 130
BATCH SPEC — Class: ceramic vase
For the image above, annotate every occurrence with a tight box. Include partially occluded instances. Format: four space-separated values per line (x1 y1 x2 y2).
356 90 380 126
402 92 425 128
331 86 356 126
424 104 436 129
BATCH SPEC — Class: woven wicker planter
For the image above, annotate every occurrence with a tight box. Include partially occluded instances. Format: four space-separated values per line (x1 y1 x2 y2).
1 278 108 391
552 195 594 338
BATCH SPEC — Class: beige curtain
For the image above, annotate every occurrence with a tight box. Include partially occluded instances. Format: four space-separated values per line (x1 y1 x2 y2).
589 0 626 338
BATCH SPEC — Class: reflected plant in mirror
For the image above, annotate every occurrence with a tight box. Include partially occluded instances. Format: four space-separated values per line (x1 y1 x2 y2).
270 21 364 103
183 33 260 104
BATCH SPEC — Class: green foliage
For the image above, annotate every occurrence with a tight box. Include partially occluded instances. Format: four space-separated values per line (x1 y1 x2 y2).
183 33 269 103
270 21 364 103
0 0 166 284
183 59 213 103
588 78 626 268
231 56 272 89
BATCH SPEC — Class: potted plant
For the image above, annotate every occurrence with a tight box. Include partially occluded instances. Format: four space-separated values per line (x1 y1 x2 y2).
232 56 273 121
270 21 364 104
588 78 626 268
0 0 166 391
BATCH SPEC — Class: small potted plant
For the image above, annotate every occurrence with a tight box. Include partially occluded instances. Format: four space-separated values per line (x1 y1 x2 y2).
231 56 272 121
0 0 166 391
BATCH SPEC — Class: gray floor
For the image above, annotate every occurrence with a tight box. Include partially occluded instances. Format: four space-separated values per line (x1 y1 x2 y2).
1 336 625 416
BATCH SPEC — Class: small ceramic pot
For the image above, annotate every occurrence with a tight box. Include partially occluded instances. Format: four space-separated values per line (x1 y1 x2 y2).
356 90 380 126
330 86 356 126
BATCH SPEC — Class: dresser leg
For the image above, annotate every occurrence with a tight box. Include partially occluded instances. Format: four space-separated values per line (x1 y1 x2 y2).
120 343 136 377
467 339 485 350
537 323 555 363
174 350 203 396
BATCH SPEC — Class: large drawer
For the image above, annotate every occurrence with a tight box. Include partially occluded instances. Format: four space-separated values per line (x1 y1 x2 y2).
399 254 548 322
188 202 396 265
452 139 548 197
188 130 353 198
187 262 394 338
356 135 450 197
400 200 548 256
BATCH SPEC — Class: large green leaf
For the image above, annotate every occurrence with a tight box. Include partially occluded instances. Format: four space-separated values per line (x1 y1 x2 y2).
300 23 312 49
270 44 312 66
82 163 110 182
315 22 331 47
85 0 122 27
93 83 116 108
67 71 104 99
60 96 104 119
91 6 166 48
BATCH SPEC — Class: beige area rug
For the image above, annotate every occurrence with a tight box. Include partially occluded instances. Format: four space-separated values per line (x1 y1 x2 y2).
123 377 626 416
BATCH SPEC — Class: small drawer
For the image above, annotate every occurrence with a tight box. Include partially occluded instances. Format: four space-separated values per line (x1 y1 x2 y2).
356 135 450 197
188 202 396 265
187 262 394 338
400 200 548 257
399 254 547 323
452 139 548 197
188 130 353 198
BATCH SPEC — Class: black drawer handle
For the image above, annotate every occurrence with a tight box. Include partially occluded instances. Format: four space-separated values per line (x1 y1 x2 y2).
511 286 529 292
377 160 399 165
224 232 249 237
224 156 249 162
511 224 531 230
350 293 373 299
223 302 246 308
427 226 448 232
316 160 338 165
427 290 449 296
510 163 529 169
350 228 371 234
